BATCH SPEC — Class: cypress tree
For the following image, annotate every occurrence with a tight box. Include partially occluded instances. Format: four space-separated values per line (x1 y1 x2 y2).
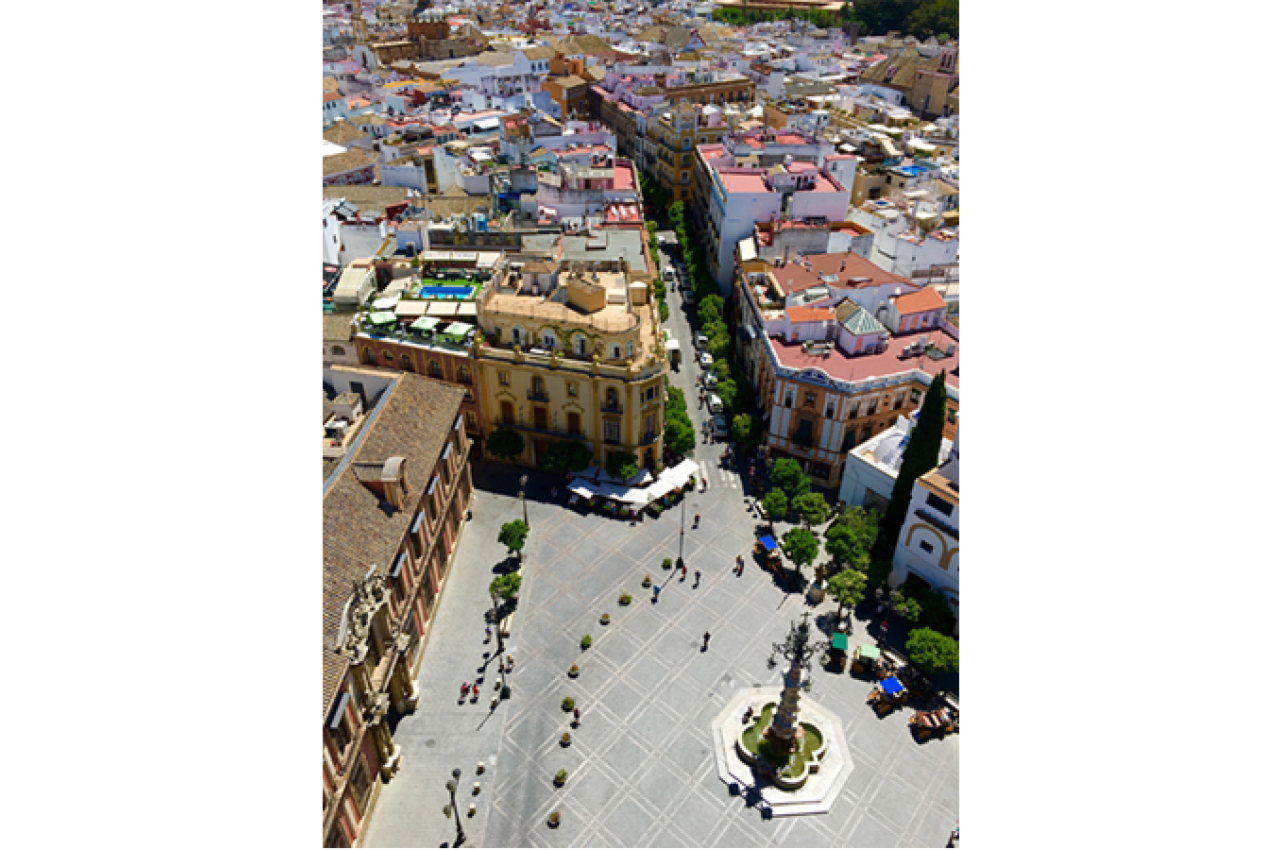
873 370 950 561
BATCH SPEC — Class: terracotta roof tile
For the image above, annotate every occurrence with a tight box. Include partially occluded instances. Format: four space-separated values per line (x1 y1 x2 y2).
893 287 945 314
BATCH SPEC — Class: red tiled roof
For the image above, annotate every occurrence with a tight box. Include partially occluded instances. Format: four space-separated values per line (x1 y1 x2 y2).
787 306 834 324
893 287 946 314
771 252 913 296
770 329 959 391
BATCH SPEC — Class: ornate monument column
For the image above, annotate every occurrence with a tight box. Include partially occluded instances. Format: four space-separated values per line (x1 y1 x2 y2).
763 612 817 756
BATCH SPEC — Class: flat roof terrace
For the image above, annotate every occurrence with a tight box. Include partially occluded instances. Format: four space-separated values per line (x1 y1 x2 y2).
769 328 959 392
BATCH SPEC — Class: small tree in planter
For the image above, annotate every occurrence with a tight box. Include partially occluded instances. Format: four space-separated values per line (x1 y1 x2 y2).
562 696 576 712
662 557 673 571
600 613 610 625
553 770 568 787
486 427 525 462
641 575 652 588
580 634 592 650
619 592 632 605
498 520 529 561
568 664 579 678
761 488 789 530
548 811 561 827
560 732 572 747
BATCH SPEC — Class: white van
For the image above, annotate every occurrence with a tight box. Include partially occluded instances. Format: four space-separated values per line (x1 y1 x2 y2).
706 393 724 414
694 332 708 351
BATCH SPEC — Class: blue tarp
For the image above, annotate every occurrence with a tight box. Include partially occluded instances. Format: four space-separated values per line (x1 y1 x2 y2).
758 534 778 551
882 676 904 696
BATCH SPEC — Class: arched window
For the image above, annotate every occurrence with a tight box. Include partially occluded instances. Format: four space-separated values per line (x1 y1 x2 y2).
574 335 586 356
428 360 443 378
457 365 471 385
401 354 414 371
609 343 621 360
606 387 619 408
511 326 523 347
625 340 635 357
362 347 374 365
332 345 345 356
543 330 557 350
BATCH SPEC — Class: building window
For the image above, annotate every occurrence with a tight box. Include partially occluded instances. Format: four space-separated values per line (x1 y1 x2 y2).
919 540 934 554
532 376 546 397
402 353 414 371
326 692 352 760
784 390 793 409
848 400 860 419
499 371 510 386
925 493 954 516
947 407 957 423
893 391 906 410
542 330 556 349
610 343 621 359
465 411 478 430
804 392 816 408
427 360 441 378
825 401 835 418
603 419 620 443
793 418 814 448
866 397 878 416
511 326 523 347
574 335 586 356
383 351 394 361
625 340 634 357
332 345 345 356
463 389 474 401
567 382 578 397
567 411 581 436
910 388 921 403
457 365 471 385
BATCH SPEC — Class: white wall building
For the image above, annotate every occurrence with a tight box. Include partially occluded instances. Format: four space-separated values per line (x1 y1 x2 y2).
838 414 954 514
890 426 959 624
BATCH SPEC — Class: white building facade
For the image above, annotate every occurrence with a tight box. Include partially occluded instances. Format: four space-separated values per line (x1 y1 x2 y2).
890 429 959 626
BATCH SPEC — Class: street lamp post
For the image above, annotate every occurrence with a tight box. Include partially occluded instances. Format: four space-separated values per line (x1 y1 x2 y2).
444 768 466 846
677 497 686 571
519 474 529 527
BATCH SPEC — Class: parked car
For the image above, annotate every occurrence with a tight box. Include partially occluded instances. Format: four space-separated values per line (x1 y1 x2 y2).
706 393 724 414
699 372 718 389
694 332 708 351
711 413 728 440
698 351 713 368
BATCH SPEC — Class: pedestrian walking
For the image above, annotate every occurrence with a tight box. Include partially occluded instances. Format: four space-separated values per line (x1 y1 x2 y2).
694 570 701 587
471 683 480 700
701 477 708 492
573 707 581 726
693 513 701 528
506 654 514 671
652 584 661 601
702 631 711 652
461 681 470 699
485 625 492 642
681 563 688 579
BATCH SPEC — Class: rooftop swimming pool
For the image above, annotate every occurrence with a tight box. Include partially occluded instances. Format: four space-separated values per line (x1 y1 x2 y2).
416 285 477 300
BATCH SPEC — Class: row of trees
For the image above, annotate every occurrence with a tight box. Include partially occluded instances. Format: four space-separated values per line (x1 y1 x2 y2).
485 426 639 482
712 0 958 41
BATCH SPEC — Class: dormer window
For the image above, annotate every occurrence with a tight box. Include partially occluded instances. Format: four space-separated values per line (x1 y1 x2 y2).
610 343 621 359
574 334 586 356
542 330 557 349
511 326 524 347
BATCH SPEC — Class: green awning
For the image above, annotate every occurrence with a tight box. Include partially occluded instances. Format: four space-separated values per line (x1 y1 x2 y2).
369 311 397 325
857 644 881 661
831 632 849 651
443 322 472 336
410 317 441 332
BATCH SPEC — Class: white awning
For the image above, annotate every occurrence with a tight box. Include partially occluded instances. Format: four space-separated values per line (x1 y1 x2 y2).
665 338 681 351
473 117 502 131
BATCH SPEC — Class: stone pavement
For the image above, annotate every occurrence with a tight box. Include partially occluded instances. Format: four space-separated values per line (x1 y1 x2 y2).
361 460 959 848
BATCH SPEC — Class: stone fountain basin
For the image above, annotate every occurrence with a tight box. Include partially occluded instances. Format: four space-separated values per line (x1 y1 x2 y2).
735 703 829 790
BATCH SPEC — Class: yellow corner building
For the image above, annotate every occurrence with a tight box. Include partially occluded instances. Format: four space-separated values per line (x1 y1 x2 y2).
473 252 668 474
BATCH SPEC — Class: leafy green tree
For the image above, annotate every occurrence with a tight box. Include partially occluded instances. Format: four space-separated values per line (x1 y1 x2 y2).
873 370 948 560
486 427 525 462
498 520 529 556
606 450 639 482
826 568 867 626
792 491 831 529
770 457 811 498
489 572 522 600
905 0 958 39
716 377 738 411
665 384 696 456
782 527 819 573
731 413 753 445
906 627 959 676
538 440 593 476
830 506 879 552
826 523 872 574
866 559 893 592
891 589 923 624
760 488 789 527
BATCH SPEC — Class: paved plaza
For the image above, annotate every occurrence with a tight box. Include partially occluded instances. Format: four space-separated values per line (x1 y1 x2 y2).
361 456 959 848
